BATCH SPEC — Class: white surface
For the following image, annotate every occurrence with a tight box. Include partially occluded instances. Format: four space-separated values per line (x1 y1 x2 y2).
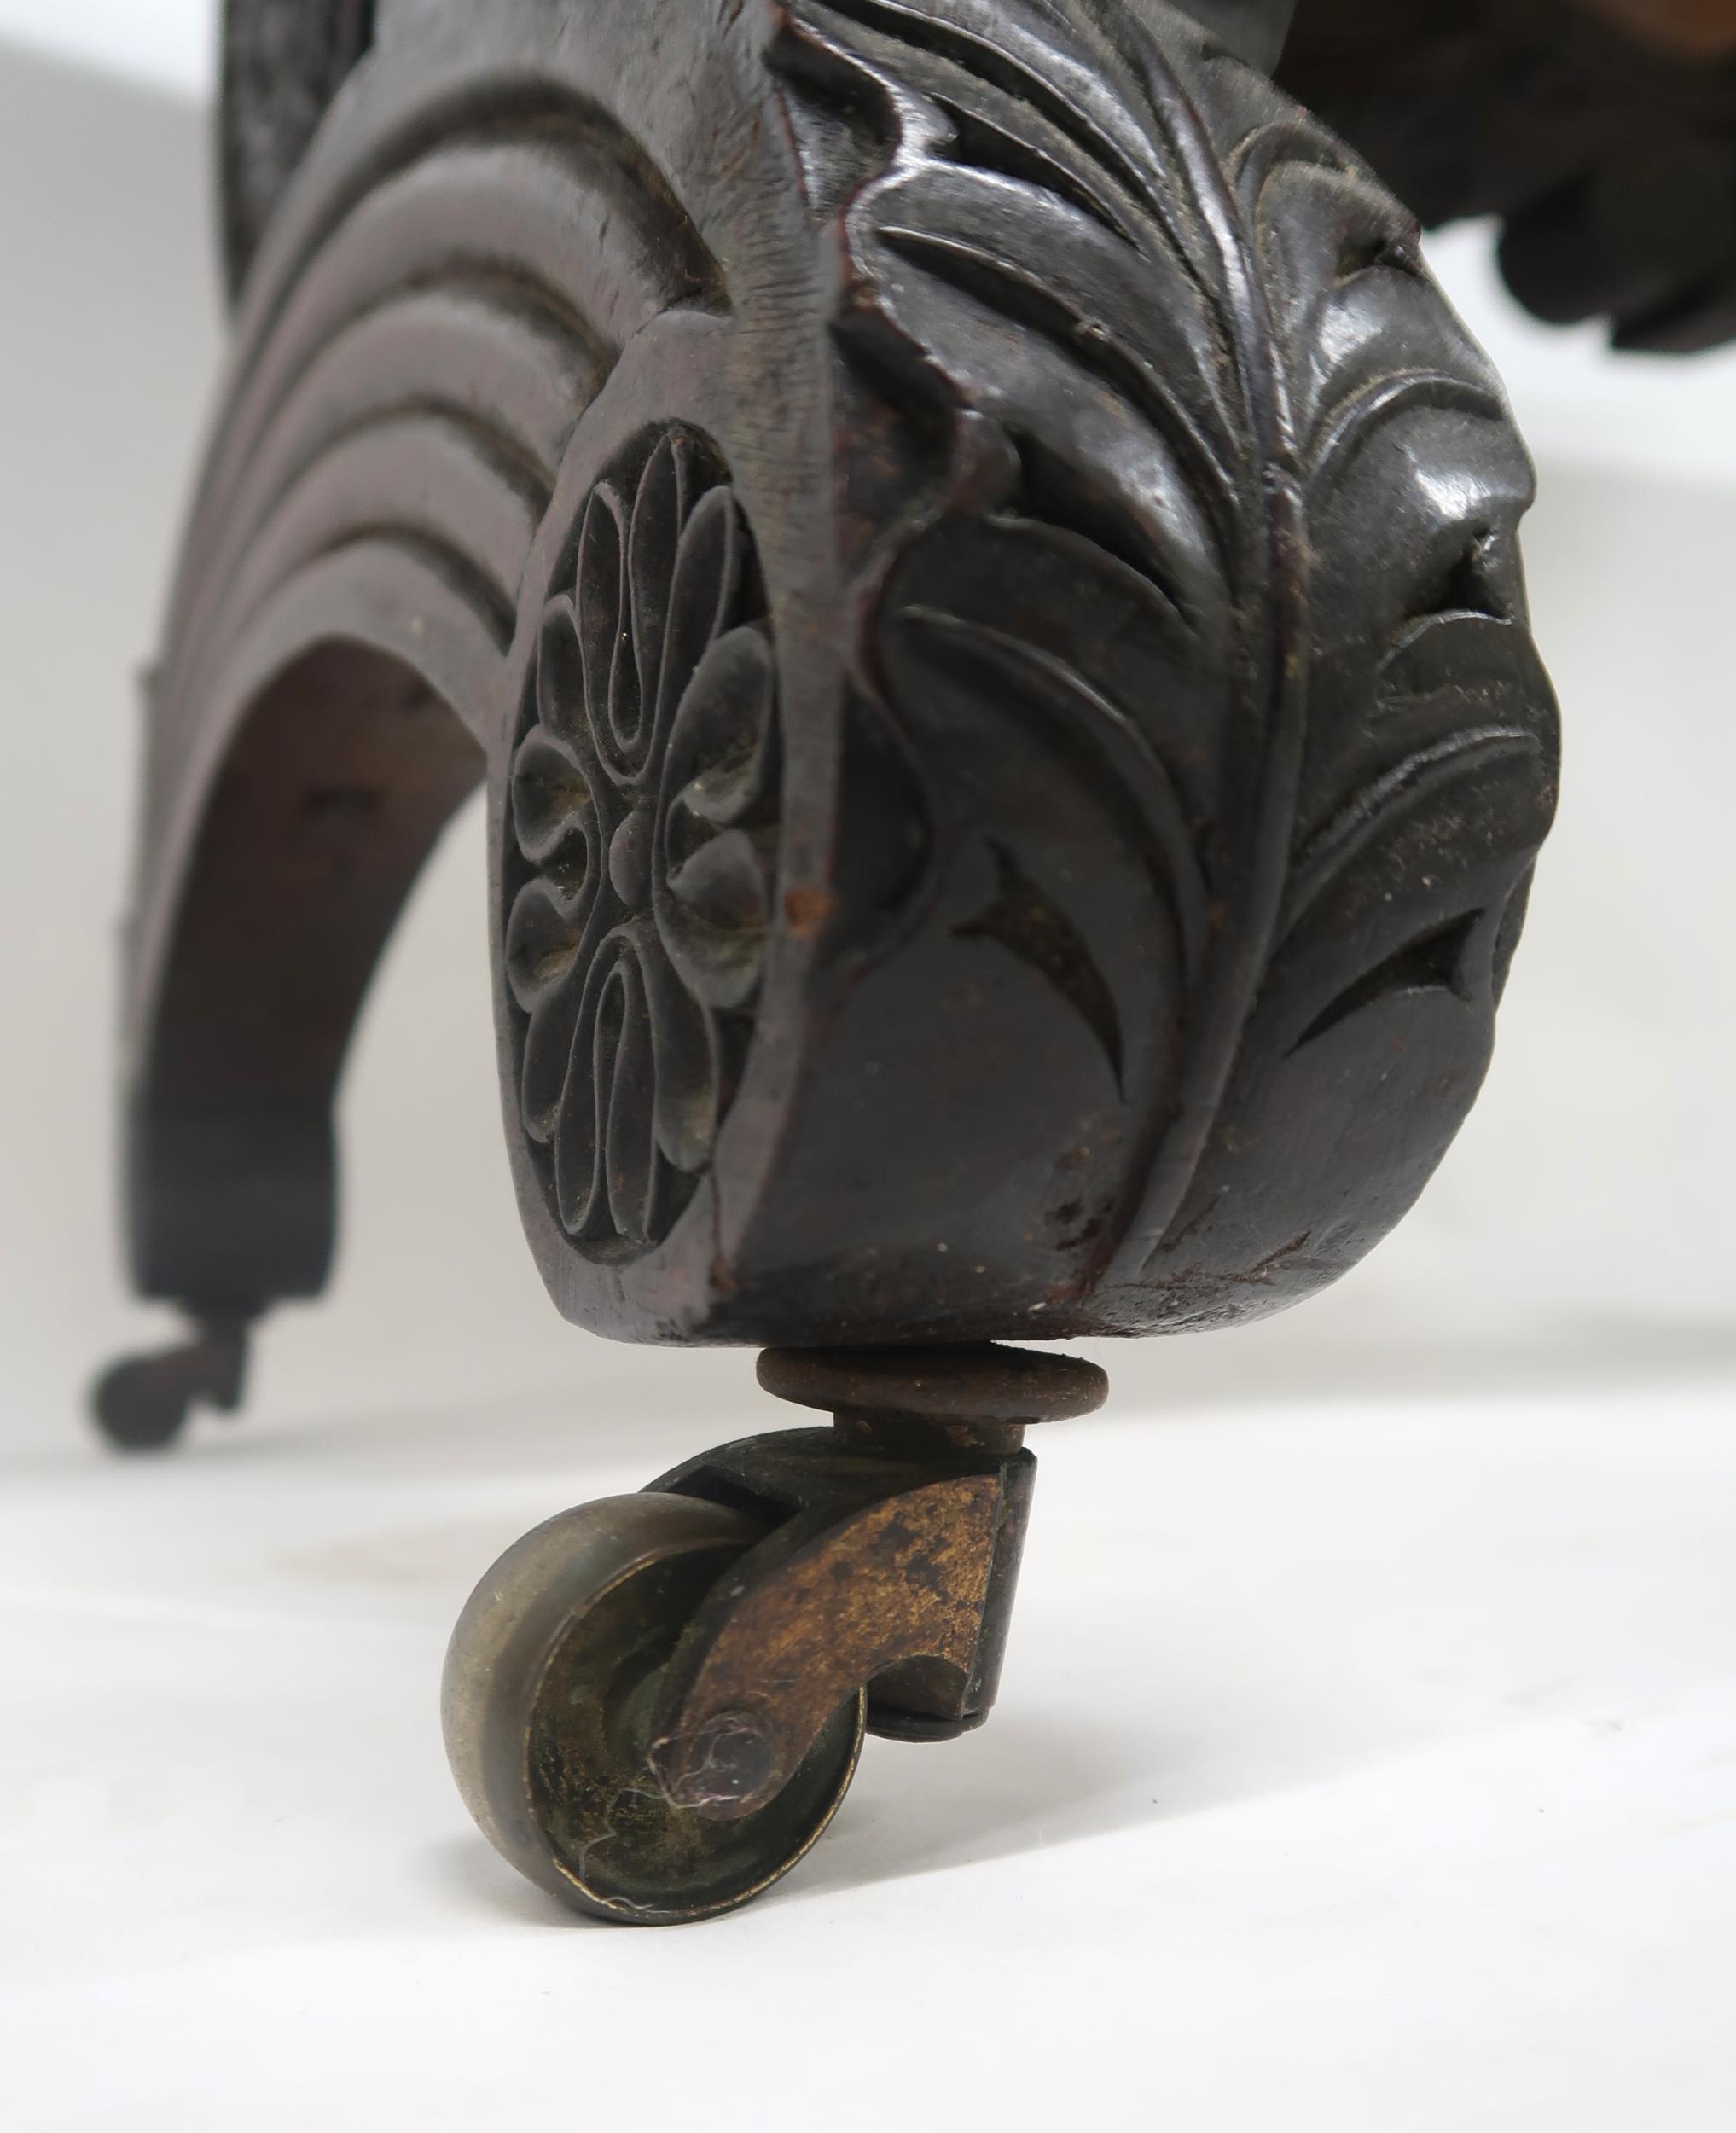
5 1384 1735 2131
0 0 212 95
0 41 1733 2133
1428 224 1736 491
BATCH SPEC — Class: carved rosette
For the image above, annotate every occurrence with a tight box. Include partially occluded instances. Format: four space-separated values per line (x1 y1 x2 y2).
502 424 781 1259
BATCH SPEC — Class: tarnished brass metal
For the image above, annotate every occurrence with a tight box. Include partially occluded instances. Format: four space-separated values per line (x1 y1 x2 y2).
650 1343 1079 1766
648 1479 1007 1816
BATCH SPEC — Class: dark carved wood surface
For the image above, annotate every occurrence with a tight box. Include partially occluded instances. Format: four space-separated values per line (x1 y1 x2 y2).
121 0 1557 1362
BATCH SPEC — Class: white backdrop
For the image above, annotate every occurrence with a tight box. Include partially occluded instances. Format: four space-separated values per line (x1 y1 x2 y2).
0 0 211 90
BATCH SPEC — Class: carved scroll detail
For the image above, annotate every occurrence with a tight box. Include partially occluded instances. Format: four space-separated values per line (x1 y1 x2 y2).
504 425 781 1258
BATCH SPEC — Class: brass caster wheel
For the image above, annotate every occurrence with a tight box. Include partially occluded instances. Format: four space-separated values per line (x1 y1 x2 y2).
444 1345 1103 1921
442 1492 866 1925
89 1318 252 1455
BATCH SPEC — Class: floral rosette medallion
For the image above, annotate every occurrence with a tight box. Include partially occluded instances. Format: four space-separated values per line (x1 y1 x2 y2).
502 423 781 1259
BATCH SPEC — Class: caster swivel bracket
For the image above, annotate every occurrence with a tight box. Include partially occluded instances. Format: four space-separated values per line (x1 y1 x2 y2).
648 1345 1108 1809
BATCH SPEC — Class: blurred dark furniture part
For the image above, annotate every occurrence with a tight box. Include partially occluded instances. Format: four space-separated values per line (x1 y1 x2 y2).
220 0 377 299
1281 0 1736 352
97 0 1559 1918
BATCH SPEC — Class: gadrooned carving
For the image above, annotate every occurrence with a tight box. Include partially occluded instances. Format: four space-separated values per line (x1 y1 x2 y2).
503 424 781 1259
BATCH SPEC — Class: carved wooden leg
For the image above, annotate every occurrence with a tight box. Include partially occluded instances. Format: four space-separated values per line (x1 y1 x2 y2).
103 0 1557 1915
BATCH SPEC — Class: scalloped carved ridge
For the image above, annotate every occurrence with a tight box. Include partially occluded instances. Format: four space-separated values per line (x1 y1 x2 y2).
125 34 743 1326
148 75 725 856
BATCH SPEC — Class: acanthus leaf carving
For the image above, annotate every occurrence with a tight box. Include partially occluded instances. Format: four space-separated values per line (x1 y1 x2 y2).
778 0 1560 1324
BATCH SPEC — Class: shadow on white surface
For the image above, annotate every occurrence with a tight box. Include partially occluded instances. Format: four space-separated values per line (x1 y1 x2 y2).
414 1701 1135 1927
102 1302 1736 1463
